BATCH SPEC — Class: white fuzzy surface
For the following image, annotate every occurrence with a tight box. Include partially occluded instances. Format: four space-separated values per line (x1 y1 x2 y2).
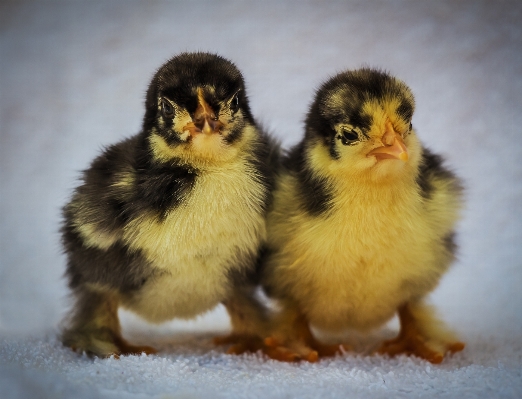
1 1 521 398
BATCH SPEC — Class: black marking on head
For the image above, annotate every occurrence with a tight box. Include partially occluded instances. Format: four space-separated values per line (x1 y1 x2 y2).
305 68 414 157
397 99 414 122
143 52 254 134
347 109 372 132
283 141 333 216
417 147 462 200
329 135 340 159
358 68 388 98
304 100 338 160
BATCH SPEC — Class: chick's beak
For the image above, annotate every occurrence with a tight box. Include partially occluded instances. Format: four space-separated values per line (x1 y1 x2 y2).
183 89 223 136
367 120 408 162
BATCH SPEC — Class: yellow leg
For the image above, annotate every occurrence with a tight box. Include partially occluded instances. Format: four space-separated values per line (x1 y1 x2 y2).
378 303 464 364
263 306 349 362
214 287 268 355
62 288 157 357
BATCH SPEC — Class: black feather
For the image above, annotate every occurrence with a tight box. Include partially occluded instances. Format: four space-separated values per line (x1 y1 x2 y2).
417 147 462 200
143 52 255 138
397 99 414 122
61 222 155 293
283 141 333 216
131 161 197 220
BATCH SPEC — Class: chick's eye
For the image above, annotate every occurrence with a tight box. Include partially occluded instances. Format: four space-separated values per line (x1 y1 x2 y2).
161 99 174 119
230 93 240 113
338 129 359 146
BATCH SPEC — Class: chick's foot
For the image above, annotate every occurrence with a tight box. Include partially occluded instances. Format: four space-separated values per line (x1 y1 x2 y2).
377 305 464 364
262 313 350 362
64 328 157 358
113 335 157 356
213 333 265 354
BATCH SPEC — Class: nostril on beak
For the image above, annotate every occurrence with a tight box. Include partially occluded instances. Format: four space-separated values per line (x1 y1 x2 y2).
193 115 205 130
382 121 396 146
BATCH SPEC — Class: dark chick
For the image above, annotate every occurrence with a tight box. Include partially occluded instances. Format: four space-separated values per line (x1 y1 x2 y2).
61 52 278 357
262 68 464 363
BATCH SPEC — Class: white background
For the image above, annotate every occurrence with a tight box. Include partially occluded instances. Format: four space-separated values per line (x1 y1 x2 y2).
1 1 521 398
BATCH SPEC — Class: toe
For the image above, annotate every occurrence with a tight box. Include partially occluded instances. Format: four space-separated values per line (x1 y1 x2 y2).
447 341 465 353
215 334 264 355
263 345 302 362
312 342 348 358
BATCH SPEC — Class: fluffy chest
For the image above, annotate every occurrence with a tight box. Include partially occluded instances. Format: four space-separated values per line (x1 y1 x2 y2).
123 160 267 270
274 182 440 330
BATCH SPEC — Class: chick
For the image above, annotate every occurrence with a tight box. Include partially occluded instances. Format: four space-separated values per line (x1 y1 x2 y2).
262 68 464 364
61 52 277 357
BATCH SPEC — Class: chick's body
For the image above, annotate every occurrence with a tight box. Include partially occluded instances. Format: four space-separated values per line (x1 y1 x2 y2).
263 68 464 363
62 53 276 356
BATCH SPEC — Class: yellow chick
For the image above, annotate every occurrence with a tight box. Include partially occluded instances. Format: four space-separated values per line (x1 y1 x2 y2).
261 68 465 363
61 53 278 357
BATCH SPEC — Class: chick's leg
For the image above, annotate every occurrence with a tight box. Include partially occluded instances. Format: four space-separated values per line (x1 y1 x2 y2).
62 288 156 357
214 287 269 355
378 302 464 364
264 303 348 362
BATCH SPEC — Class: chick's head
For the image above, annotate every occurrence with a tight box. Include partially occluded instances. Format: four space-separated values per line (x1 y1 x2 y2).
305 68 422 181
143 52 255 166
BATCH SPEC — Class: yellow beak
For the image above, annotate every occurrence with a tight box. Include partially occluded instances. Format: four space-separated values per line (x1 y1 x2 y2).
367 120 408 162
183 88 223 136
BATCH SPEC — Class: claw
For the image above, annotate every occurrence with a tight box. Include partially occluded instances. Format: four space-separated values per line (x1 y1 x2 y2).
313 342 351 358
305 351 319 362
447 342 465 353
263 344 306 362
262 335 347 362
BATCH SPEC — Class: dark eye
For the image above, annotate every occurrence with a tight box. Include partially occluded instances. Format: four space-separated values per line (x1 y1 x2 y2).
338 128 359 146
161 99 174 119
230 93 240 113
